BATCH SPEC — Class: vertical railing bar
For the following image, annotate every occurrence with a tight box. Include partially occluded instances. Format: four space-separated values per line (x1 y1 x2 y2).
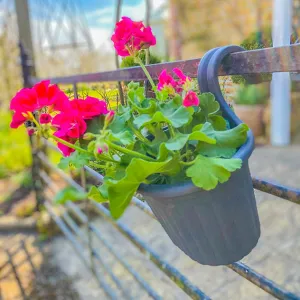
73 83 78 99
44 201 118 300
42 173 160 300
5 249 28 299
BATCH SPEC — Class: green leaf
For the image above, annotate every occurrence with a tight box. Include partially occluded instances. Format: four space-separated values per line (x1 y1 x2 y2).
106 157 181 219
58 151 93 170
186 155 242 190
134 106 192 129
133 114 151 128
198 123 249 158
109 114 127 133
199 93 220 118
54 187 87 205
87 186 107 203
165 133 189 151
209 115 227 130
165 129 216 151
191 93 227 130
109 131 135 146
128 86 145 103
131 99 157 114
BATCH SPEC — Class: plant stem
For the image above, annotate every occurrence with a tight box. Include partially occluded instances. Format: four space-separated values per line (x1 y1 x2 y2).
180 159 196 166
89 161 107 169
51 135 90 154
106 140 155 161
128 123 151 145
135 56 156 90
168 125 175 138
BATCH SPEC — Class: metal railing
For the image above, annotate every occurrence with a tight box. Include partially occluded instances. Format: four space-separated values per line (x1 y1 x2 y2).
21 44 300 300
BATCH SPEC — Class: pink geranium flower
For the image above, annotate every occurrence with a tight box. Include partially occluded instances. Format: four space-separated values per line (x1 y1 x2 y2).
111 16 156 57
157 70 177 91
53 131 75 157
157 68 191 93
183 91 200 107
70 97 108 119
10 80 69 128
52 112 87 139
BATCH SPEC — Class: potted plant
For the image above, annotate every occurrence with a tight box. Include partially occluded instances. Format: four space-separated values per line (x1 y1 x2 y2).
234 84 267 137
9 16 260 266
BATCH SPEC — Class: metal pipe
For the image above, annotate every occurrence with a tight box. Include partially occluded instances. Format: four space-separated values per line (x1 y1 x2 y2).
44 201 118 300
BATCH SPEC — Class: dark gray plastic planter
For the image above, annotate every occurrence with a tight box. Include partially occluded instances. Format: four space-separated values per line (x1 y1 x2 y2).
139 46 261 266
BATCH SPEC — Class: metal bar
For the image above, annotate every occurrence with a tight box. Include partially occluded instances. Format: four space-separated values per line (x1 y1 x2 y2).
40 156 210 299
44 201 118 300
60 213 133 300
5 249 28 299
89 224 162 300
42 174 161 300
228 262 300 300
91 201 211 300
252 177 300 204
73 83 78 98
31 45 300 85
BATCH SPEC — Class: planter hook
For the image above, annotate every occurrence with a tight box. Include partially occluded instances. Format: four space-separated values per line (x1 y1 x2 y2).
197 46 255 161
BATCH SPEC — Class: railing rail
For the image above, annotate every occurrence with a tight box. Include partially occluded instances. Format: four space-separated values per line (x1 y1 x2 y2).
32 44 300 85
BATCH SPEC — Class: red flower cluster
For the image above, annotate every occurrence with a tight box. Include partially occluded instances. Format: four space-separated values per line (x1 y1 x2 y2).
10 81 110 157
157 68 191 94
111 16 156 57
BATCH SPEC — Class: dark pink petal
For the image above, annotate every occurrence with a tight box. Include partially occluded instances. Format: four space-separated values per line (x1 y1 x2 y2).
54 131 75 157
10 112 27 128
183 91 200 107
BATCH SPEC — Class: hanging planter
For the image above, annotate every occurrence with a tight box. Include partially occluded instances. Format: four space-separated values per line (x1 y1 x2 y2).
9 18 260 266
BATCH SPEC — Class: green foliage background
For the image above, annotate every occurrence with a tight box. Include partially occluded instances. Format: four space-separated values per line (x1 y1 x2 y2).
0 110 32 178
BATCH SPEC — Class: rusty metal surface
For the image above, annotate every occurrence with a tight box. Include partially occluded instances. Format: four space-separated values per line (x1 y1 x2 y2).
252 177 300 204
32 44 300 85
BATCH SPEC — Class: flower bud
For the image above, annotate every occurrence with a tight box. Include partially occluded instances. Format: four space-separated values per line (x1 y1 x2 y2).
27 128 35 136
39 113 52 124
83 133 95 140
104 110 115 127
